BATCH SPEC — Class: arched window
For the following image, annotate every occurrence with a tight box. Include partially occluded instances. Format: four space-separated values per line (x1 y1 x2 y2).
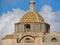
24 24 30 32
25 24 30 29
25 38 31 43
51 38 57 42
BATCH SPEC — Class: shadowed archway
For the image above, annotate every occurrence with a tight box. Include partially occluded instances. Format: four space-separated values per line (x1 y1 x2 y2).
17 35 35 43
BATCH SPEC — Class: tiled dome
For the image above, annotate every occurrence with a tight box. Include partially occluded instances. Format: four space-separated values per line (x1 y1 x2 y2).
20 11 45 23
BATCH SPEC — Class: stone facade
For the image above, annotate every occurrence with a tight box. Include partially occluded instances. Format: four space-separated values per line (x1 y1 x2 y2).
2 0 60 45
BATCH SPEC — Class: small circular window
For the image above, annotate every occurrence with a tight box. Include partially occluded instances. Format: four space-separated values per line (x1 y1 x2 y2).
51 38 57 42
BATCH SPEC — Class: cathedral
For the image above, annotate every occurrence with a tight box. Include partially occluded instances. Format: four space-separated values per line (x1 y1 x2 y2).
2 0 60 45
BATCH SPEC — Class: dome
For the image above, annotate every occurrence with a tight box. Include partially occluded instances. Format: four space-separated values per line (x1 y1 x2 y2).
20 11 45 23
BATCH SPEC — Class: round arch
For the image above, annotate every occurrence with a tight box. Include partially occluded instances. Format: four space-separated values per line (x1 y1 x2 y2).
18 35 35 43
51 38 57 42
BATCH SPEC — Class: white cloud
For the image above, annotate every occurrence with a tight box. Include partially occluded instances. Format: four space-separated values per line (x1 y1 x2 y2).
0 8 26 38
39 5 60 32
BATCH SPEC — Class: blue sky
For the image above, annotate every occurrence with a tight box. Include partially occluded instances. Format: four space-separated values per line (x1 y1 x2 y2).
0 0 60 15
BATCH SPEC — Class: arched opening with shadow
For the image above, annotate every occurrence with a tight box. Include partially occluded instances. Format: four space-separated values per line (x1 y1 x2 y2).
24 24 31 32
25 38 32 43
25 24 30 29
51 38 57 42
18 35 35 43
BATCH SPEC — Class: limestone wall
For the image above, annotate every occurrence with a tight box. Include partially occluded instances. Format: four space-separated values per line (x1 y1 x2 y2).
12 42 60 45
43 42 60 45
2 39 16 45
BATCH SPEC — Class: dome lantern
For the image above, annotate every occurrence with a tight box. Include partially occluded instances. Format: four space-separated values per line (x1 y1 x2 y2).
29 0 35 11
